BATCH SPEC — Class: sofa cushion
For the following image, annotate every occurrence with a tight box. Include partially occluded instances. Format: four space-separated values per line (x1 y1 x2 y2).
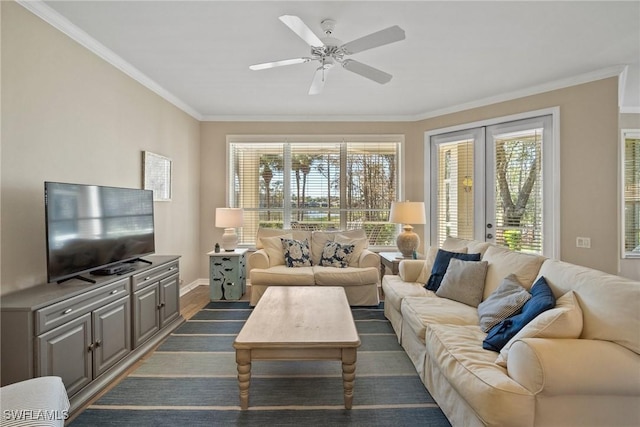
401 296 479 344
261 234 292 267
249 265 315 286
481 245 546 300
477 274 531 332
310 229 367 266
382 275 431 313
495 290 583 367
319 241 354 268
483 276 556 352
256 228 311 249
426 249 481 292
281 238 311 267
537 258 640 355
425 324 534 425
313 266 379 287
435 258 488 307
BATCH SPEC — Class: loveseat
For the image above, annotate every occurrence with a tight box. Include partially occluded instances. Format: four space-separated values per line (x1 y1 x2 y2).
249 228 380 306
382 237 640 427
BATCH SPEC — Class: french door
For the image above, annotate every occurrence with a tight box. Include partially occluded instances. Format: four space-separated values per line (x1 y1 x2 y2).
428 114 556 256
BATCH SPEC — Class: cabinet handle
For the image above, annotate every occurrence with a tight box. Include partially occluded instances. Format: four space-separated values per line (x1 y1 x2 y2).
169 266 176 271
157 302 166 309
95 340 102 348
110 289 119 295
63 308 73 315
144 276 151 281
87 343 95 352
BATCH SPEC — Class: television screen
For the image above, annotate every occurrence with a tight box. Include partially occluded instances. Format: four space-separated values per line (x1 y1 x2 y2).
45 182 155 283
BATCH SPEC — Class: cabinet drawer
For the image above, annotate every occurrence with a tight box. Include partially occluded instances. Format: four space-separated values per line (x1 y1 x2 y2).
36 278 130 335
131 261 179 292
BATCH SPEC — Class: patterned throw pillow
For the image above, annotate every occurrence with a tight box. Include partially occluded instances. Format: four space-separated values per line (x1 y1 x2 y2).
281 238 311 267
320 241 354 268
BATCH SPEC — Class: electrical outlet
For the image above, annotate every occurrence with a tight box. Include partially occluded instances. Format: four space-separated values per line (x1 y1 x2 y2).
576 237 591 248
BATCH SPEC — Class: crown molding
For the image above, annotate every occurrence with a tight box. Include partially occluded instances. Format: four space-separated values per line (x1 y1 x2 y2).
17 0 203 121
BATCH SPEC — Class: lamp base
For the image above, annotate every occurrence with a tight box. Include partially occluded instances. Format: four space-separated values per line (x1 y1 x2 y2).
221 228 238 251
396 224 420 258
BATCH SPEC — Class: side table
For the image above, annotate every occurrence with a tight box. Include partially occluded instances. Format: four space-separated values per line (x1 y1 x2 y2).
378 252 407 279
208 248 248 300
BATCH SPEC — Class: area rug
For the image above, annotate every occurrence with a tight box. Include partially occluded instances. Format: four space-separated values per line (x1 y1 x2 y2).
69 300 451 426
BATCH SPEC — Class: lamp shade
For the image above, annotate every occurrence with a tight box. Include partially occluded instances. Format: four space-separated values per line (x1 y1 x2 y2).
215 208 244 228
389 201 426 225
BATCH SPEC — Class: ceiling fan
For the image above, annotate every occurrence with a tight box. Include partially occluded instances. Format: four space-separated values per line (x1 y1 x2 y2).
249 15 405 95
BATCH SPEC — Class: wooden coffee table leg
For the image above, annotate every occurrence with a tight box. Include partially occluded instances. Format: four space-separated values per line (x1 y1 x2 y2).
341 348 357 409
236 349 251 409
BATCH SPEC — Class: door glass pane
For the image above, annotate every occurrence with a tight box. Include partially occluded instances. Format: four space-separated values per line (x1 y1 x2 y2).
492 128 543 254
435 139 474 246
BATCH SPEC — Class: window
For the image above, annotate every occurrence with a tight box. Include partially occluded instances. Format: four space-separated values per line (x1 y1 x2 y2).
228 136 402 247
622 130 640 257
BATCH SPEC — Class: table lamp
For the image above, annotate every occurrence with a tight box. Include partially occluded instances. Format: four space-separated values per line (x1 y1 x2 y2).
216 208 244 251
389 201 426 258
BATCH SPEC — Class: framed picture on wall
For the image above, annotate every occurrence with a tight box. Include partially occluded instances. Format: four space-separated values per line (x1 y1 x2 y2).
143 151 172 201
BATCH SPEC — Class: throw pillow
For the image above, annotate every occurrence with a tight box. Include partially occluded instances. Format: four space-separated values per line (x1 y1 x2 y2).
426 249 481 292
435 258 489 307
335 234 368 267
281 238 311 267
495 290 583 367
483 276 556 352
477 274 532 332
320 241 355 268
261 234 293 267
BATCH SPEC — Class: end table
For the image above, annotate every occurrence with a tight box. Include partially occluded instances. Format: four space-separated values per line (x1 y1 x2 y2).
208 248 248 300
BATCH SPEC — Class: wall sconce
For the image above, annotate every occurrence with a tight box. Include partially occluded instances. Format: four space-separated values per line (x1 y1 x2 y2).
463 176 473 193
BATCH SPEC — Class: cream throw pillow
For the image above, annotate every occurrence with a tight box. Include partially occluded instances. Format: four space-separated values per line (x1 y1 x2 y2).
261 234 292 267
495 290 583 367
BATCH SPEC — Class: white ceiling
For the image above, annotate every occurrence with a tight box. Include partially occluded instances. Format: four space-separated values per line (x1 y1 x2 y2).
26 1 640 121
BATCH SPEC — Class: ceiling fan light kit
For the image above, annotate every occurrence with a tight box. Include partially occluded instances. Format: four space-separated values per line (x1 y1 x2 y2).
250 15 405 95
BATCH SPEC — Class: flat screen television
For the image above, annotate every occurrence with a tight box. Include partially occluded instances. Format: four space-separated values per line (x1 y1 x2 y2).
45 182 155 283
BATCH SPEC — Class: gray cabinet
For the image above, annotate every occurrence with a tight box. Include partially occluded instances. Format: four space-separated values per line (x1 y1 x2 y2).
1 256 182 416
131 260 179 348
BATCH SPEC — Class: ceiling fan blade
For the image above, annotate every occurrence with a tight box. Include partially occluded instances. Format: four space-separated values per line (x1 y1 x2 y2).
342 59 392 84
279 15 324 47
308 64 332 95
341 25 405 54
249 57 310 71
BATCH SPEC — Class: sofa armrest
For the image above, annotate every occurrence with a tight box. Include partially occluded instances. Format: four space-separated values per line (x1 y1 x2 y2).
508 338 640 395
398 260 425 283
358 249 380 269
249 249 270 270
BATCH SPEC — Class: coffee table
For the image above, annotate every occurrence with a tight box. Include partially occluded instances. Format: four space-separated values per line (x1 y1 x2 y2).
233 286 361 410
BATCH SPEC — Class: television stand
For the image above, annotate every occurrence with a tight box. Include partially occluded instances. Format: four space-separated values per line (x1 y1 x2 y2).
126 258 152 265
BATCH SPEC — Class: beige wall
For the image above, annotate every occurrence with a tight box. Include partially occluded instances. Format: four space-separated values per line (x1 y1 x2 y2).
1 2 201 295
201 78 630 277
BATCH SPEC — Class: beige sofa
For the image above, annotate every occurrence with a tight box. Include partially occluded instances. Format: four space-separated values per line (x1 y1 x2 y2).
382 237 640 427
249 228 380 306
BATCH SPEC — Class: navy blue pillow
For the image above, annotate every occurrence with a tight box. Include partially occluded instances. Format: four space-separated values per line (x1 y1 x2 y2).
425 249 482 292
483 276 556 352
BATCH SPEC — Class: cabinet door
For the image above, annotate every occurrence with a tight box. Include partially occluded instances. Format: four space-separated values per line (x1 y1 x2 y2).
133 284 160 348
93 295 131 377
160 274 180 327
37 313 92 397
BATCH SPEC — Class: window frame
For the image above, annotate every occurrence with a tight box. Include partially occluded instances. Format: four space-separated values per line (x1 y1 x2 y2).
226 134 405 249
621 129 640 259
